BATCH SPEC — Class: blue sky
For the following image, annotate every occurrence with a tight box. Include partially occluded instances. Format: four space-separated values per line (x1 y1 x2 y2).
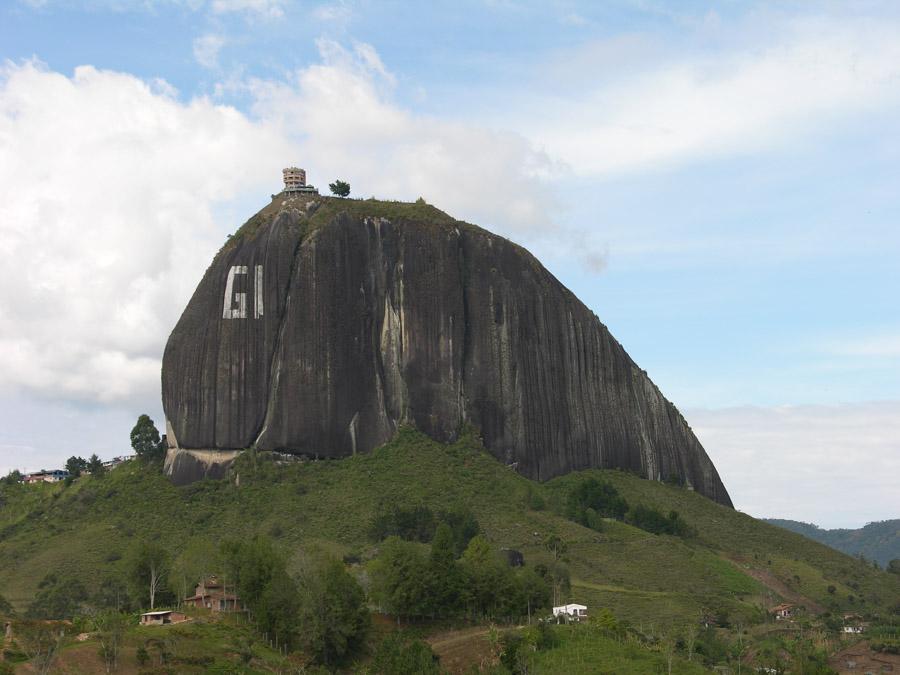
1 0 898 527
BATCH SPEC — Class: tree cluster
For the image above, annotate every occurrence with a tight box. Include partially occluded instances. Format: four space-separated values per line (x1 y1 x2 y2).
628 504 693 537
369 503 481 555
565 477 629 527
369 527 551 622
1 469 23 485
221 536 369 666
565 478 694 538
26 573 89 620
64 454 105 480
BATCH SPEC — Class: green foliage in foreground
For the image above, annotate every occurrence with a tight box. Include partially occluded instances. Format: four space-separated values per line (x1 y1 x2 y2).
523 623 711 675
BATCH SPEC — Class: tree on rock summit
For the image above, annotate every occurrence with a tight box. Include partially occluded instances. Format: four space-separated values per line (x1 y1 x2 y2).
329 179 350 197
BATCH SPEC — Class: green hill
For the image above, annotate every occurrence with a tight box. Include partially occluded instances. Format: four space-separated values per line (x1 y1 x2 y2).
765 518 900 568
1 428 898 672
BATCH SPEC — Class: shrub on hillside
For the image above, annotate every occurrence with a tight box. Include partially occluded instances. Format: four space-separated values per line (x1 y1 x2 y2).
627 505 694 537
565 478 629 529
371 634 441 675
25 573 88 620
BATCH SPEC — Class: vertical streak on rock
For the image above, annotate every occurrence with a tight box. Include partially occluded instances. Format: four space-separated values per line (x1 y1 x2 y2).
253 211 307 447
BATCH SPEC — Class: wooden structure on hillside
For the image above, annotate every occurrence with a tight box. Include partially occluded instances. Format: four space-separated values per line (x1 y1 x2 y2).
183 576 243 612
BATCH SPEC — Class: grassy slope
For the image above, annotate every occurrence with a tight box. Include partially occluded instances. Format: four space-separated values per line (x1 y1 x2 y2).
1 428 896 632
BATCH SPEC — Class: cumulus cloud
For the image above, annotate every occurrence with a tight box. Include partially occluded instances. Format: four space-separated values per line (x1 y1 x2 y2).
248 40 558 234
0 45 562 408
313 2 353 23
525 16 900 176
193 33 226 69
690 401 900 528
209 0 283 18
0 60 292 403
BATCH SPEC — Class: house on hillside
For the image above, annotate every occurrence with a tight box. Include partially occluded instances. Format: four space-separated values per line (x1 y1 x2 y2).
842 614 867 634
101 455 135 470
553 603 588 623
183 576 243 612
140 610 187 626
24 470 68 484
771 603 794 620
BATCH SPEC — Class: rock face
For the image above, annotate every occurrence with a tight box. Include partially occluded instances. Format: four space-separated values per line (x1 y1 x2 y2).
162 196 732 506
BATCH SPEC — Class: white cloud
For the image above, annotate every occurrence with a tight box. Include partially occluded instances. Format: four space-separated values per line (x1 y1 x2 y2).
209 0 283 17
0 60 292 403
690 401 900 528
0 46 560 409
192 33 226 69
524 16 900 176
559 12 588 27
313 2 352 23
248 39 558 234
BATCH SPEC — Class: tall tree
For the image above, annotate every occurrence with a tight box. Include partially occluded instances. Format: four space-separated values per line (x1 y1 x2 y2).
298 559 370 666
1 469 23 485
93 610 129 673
130 414 164 462
18 621 67 675
64 456 87 477
368 536 429 620
87 453 106 477
427 523 464 616
128 541 170 610
221 536 300 650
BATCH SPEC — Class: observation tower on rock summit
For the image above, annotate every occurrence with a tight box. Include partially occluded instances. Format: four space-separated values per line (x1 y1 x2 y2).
282 166 319 195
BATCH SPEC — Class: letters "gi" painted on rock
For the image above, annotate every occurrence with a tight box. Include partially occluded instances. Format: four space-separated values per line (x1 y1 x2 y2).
223 265 263 319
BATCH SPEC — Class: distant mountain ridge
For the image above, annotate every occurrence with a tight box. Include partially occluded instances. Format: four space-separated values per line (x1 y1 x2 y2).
764 518 899 567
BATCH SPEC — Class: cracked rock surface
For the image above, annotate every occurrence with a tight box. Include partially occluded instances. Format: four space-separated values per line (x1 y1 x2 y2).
162 197 732 506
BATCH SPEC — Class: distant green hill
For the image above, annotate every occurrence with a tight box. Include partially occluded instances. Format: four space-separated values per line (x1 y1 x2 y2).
764 518 900 567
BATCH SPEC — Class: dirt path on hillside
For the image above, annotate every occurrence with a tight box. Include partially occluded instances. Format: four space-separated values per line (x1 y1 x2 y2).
427 626 494 673
727 559 826 614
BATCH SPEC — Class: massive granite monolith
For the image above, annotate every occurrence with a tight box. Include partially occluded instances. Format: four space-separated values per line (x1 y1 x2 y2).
162 194 732 505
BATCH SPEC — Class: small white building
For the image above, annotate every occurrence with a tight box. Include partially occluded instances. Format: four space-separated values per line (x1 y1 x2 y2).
140 610 187 626
553 603 588 623
842 614 866 634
